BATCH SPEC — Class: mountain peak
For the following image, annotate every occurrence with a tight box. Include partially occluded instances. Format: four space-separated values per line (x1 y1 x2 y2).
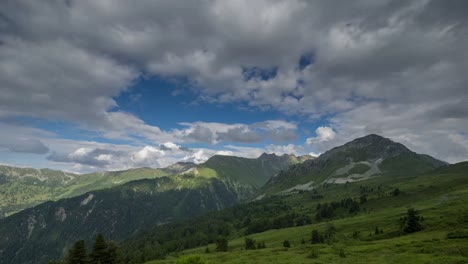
259 152 278 159
320 134 411 162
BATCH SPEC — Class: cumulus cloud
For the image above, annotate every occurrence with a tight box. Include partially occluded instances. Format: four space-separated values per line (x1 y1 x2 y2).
1 0 467 165
182 150 210 164
306 126 336 144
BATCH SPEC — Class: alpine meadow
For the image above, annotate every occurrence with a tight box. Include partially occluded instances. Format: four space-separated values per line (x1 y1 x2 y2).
0 1 467 264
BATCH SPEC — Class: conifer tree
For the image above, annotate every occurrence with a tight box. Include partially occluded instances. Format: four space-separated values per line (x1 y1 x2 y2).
90 233 109 264
69 240 88 264
403 208 423 233
107 241 123 264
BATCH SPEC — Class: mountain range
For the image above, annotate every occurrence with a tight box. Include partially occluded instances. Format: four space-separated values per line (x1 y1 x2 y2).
0 134 456 264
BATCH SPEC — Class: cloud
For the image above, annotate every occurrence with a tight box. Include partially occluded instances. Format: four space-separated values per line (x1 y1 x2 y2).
0 0 467 165
48 148 126 167
306 126 336 144
1 139 49 154
0 122 52 154
177 120 297 144
182 150 210 164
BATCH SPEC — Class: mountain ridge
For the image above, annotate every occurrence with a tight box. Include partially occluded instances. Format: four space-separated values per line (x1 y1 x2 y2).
262 134 447 195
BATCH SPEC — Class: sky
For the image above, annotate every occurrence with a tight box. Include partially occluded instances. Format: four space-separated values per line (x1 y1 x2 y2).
0 0 467 173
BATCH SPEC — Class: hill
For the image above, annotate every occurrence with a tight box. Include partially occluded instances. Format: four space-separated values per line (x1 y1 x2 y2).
0 174 238 264
0 153 309 263
126 161 468 263
0 165 171 217
262 134 446 195
0 152 309 217
192 153 312 199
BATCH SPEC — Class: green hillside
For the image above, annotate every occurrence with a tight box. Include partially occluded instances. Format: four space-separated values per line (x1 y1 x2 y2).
0 165 171 217
0 152 308 217
138 161 468 264
0 153 309 263
196 153 312 199
0 174 238 264
262 134 446 195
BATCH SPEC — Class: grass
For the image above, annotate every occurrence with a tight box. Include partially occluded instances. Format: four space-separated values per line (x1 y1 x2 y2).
146 167 468 264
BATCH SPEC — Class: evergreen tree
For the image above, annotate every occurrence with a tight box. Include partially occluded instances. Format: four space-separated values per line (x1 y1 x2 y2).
69 240 88 264
311 229 323 244
403 208 423 233
107 241 123 264
90 233 109 264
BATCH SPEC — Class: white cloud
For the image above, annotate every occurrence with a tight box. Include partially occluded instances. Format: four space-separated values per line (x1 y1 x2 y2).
182 150 210 164
306 126 336 144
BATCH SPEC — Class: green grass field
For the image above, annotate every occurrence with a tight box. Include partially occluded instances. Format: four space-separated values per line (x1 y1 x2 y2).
146 166 468 264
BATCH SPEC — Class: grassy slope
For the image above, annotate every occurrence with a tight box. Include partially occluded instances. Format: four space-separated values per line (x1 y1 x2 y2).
201 155 305 188
0 167 170 216
147 163 468 264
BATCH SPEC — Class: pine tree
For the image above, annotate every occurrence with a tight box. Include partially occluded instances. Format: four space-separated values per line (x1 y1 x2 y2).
90 233 109 264
69 240 88 264
107 241 122 264
403 208 423 233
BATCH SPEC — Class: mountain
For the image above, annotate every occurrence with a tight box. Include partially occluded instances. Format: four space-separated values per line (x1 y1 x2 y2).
0 174 238 264
0 153 309 264
0 166 77 217
191 153 313 199
129 160 468 264
262 134 447 195
0 165 171 217
0 152 309 217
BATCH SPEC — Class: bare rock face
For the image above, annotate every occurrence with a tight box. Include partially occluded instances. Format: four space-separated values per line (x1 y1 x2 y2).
55 207 67 222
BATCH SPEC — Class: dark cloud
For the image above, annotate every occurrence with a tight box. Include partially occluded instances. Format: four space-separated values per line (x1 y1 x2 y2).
217 127 262 143
183 125 215 143
2 139 49 154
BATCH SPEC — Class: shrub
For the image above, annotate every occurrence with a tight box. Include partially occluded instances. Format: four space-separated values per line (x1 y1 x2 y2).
244 237 256 250
215 239 228 252
283 240 291 248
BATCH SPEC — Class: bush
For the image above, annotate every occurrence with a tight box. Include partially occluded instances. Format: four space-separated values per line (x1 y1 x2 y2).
215 239 228 252
244 237 256 250
283 240 291 248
